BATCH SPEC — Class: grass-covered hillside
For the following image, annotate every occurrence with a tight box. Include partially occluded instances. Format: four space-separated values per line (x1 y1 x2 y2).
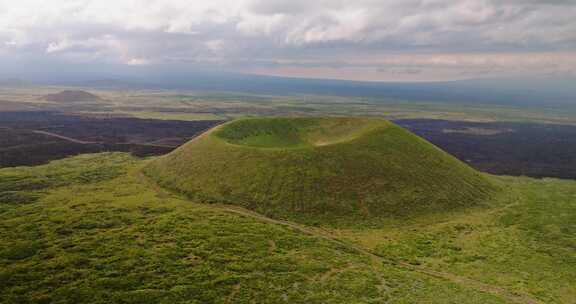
144 117 498 223
334 175 576 303
2 153 575 303
1 153 513 304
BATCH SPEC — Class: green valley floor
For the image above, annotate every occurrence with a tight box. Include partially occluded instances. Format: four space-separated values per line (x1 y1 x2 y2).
1 153 575 303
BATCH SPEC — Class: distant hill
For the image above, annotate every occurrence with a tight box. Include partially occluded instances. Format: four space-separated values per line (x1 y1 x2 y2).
40 90 102 103
144 117 498 222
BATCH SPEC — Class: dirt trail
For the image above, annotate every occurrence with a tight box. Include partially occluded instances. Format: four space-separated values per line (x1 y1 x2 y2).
32 130 179 148
210 205 540 304
32 130 100 144
137 171 541 304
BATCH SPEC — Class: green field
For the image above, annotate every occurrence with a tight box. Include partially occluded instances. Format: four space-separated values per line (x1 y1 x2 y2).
336 175 576 303
1 118 575 303
144 118 497 223
1 153 575 303
1 153 513 304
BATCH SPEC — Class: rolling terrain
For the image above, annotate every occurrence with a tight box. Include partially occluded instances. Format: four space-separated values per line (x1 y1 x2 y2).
0 153 512 304
0 117 575 303
144 118 498 223
1 153 574 303
1 1 575 303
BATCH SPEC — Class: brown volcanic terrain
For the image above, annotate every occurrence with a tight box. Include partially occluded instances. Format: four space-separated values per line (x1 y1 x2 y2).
40 90 102 103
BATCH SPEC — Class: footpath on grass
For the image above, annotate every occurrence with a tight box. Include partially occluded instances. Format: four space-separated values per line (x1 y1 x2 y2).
137 170 541 304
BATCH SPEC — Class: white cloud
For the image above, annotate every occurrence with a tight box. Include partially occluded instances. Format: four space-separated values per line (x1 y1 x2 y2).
0 0 575 80
126 57 150 65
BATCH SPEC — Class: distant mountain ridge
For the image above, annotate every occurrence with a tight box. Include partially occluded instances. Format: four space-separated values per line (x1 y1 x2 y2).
5 69 575 106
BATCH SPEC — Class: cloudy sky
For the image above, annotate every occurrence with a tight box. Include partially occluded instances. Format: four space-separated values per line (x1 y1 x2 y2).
1 0 575 82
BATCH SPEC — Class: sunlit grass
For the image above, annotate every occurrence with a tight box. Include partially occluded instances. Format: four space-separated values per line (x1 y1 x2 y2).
0 153 507 303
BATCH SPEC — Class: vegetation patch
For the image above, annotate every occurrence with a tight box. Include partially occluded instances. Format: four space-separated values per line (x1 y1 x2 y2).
0 191 40 205
0 241 41 260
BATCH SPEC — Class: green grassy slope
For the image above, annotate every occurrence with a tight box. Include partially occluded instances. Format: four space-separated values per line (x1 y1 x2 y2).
0 153 508 304
337 176 576 303
144 117 498 223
